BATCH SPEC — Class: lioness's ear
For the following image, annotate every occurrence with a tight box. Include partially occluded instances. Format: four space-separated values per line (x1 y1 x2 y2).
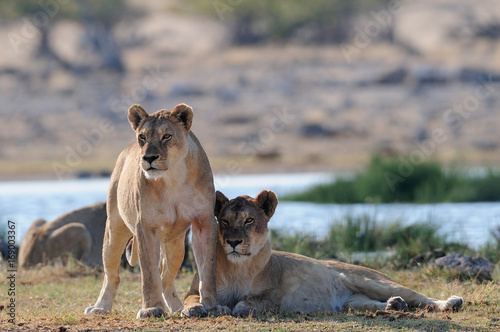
215 190 229 217
255 190 278 219
171 103 193 131
128 104 149 131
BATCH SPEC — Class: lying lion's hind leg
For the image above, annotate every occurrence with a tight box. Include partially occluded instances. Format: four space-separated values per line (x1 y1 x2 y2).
422 295 463 312
351 280 463 312
85 218 131 315
376 284 463 312
125 237 138 266
344 294 393 312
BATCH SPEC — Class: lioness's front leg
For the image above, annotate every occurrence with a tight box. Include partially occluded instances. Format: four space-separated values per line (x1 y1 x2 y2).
190 215 218 310
182 273 231 317
85 217 131 315
160 233 185 313
136 221 167 319
232 289 281 317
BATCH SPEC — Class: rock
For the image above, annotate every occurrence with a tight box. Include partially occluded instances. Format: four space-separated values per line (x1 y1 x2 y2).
409 249 446 267
473 141 499 151
170 82 204 97
430 253 495 281
458 68 500 83
412 66 448 85
375 68 408 85
216 86 239 102
300 123 332 138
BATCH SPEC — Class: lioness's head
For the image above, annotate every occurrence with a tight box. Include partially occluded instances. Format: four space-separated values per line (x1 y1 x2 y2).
214 190 278 263
127 103 193 180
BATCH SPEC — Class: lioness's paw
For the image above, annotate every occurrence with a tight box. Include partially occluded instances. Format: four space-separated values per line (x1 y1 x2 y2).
84 306 109 315
385 296 408 312
443 295 463 312
209 305 231 316
181 302 207 318
232 301 253 317
136 307 166 319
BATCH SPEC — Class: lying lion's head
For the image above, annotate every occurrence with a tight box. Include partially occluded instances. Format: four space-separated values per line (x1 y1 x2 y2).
127 103 193 180
214 190 278 263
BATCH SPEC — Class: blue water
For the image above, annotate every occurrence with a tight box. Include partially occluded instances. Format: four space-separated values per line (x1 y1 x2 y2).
1 173 499 249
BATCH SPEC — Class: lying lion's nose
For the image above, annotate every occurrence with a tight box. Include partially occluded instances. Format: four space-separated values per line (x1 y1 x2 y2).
226 239 242 249
143 155 159 164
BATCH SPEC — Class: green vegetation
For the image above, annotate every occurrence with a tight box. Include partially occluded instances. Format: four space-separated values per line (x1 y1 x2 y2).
271 214 498 269
284 155 500 203
188 0 391 44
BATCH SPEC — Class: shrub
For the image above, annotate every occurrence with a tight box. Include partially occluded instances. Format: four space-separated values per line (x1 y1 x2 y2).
188 0 390 44
283 154 500 203
270 214 484 268
270 229 337 259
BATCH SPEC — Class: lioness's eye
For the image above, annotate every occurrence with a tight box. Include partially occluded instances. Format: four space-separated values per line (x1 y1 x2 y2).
220 219 229 227
138 134 146 141
245 218 254 225
162 134 172 141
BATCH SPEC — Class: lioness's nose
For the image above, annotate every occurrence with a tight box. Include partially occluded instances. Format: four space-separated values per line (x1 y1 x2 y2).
226 239 242 249
143 155 159 164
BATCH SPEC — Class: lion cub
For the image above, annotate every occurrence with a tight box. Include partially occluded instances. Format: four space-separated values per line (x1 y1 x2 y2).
183 190 463 317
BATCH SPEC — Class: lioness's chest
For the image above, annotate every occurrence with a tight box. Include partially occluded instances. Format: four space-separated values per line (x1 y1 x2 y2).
119 179 209 233
217 278 254 308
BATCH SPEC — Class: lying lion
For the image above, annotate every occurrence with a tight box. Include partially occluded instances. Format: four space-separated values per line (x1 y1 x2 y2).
19 202 106 267
182 190 463 317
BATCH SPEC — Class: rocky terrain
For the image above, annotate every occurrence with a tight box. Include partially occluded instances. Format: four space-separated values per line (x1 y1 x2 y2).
1 0 500 180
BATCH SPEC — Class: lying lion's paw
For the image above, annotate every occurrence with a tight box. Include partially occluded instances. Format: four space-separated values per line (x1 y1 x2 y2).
232 301 252 317
84 306 109 315
208 305 231 316
136 307 166 319
385 296 408 312
444 295 463 312
181 302 207 318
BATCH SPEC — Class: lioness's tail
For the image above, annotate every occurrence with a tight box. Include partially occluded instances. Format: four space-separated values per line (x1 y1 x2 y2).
125 237 138 266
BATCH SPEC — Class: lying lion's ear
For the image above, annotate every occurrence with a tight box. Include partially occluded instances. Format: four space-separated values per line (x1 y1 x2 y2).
171 103 193 131
128 104 149 131
255 190 278 219
215 191 229 217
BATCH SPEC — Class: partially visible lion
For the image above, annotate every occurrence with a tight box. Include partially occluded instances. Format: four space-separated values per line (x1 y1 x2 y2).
182 190 463 317
19 202 106 267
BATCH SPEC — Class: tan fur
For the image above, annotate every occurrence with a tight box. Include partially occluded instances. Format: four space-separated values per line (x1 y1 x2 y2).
183 190 463 317
85 104 219 319
19 202 106 267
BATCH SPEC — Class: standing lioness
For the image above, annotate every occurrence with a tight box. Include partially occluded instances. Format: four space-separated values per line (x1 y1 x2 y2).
183 190 463 317
85 104 219 319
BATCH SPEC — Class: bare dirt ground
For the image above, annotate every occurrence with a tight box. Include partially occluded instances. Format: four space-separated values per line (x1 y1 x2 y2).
0 263 499 331
1 0 500 181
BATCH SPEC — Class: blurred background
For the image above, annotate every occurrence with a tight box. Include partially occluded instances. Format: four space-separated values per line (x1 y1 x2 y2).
1 0 500 266
1 0 500 180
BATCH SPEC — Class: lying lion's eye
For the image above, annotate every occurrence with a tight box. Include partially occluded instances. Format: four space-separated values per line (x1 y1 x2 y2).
138 134 146 141
162 134 172 141
245 218 254 225
220 219 229 227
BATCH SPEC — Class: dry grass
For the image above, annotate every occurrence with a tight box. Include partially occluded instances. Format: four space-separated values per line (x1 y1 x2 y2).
1 261 499 331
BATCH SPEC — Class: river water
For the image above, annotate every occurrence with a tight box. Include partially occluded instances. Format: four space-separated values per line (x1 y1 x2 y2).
1 173 499 248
